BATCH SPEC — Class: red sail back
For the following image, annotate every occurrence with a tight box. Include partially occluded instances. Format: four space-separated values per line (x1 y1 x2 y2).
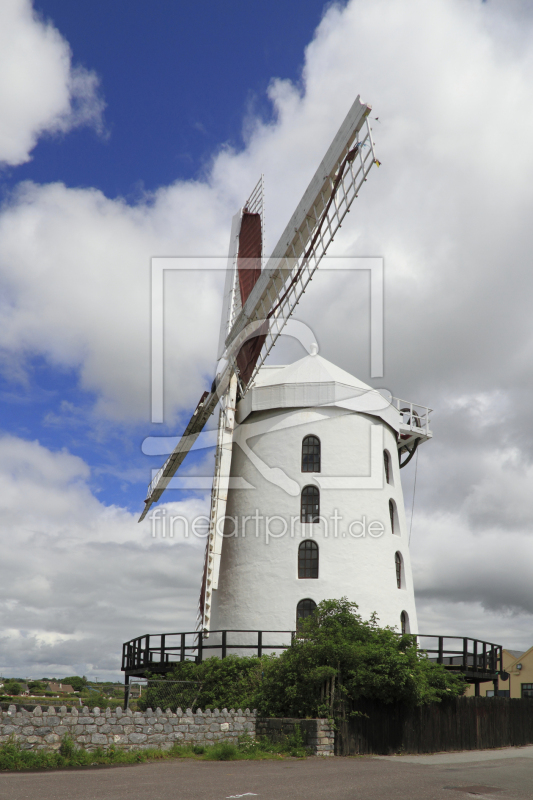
236 212 267 385
237 212 262 303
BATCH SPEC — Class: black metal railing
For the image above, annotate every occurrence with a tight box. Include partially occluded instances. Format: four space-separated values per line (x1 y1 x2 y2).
121 630 502 681
122 629 295 675
417 635 502 678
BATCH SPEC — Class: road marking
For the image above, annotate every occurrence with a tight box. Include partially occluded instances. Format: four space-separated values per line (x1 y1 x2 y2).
226 794 259 798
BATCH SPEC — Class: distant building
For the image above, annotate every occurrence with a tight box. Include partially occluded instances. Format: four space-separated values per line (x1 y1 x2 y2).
465 647 533 698
47 682 75 694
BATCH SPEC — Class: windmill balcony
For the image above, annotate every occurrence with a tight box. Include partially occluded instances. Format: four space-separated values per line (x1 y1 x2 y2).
391 396 432 450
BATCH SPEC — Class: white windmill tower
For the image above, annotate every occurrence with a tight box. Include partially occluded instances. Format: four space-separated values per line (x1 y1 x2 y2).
140 96 432 640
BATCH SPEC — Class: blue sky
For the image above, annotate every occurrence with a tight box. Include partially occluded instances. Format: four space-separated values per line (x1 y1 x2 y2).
2 0 533 679
1 0 332 512
7 0 330 196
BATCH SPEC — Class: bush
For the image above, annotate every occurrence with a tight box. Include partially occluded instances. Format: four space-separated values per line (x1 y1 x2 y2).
59 735 75 758
140 655 263 712
140 599 465 720
256 599 466 717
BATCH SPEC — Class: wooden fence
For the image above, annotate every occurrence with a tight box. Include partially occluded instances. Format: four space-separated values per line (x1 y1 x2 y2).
335 697 533 756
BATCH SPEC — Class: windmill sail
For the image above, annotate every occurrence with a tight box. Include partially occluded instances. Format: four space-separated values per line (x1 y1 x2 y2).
199 181 264 629
139 96 377 527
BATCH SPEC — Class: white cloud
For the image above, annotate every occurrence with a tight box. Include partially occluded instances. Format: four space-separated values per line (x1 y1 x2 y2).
0 0 105 166
0 434 207 678
1 0 533 662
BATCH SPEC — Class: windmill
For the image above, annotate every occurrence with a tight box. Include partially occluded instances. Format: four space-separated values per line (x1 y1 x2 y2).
139 96 424 633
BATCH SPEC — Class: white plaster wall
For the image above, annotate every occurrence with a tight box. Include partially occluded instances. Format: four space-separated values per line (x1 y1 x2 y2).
210 405 418 635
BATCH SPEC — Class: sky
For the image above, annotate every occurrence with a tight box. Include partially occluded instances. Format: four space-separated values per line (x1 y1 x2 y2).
1 0 533 680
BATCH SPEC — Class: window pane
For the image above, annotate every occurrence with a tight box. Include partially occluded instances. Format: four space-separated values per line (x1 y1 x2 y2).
389 500 395 534
522 683 533 697
296 598 317 628
395 552 402 588
384 451 390 483
301 485 320 523
298 540 319 578
302 436 321 473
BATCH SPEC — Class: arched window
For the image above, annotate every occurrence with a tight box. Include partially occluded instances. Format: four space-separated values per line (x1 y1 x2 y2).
395 552 402 588
384 451 391 484
389 500 395 534
297 598 317 628
301 486 320 523
298 540 319 578
302 436 321 473
400 611 409 635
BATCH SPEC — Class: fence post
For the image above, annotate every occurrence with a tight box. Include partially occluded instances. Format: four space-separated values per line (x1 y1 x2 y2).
222 630 227 659
161 634 166 665
258 630 262 658
438 637 444 664
180 632 185 662
124 674 130 711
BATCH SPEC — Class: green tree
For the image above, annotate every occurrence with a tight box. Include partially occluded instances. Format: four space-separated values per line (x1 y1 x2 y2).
256 599 465 717
62 676 87 692
4 681 21 696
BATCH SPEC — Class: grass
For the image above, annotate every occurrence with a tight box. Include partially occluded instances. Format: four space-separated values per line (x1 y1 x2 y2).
0 730 308 771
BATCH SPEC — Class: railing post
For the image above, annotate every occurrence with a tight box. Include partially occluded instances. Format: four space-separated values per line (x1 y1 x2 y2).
180 633 185 662
463 638 468 671
473 639 478 672
258 631 263 658
161 634 165 665
437 637 444 665
222 630 227 659
197 630 203 664
482 642 487 672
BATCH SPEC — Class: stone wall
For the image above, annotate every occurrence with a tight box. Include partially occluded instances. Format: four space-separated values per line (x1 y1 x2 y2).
256 717 334 756
0 705 334 756
0 704 256 751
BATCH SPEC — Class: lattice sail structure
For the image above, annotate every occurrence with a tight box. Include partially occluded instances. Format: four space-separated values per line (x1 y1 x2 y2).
221 108 377 397
138 94 378 608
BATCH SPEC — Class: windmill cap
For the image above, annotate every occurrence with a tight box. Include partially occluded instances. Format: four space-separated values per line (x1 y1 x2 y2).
236 351 401 433
254 351 373 392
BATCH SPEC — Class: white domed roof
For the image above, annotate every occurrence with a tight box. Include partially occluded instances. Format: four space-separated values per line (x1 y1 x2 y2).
252 351 373 393
237 350 401 433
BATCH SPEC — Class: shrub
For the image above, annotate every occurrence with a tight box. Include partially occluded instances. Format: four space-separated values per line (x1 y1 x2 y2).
141 599 464 719
256 598 466 717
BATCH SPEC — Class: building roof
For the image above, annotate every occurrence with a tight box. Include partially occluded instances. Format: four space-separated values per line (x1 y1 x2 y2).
505 649 525 660
237 349 401 432
252 353 373 392
47 682 75 694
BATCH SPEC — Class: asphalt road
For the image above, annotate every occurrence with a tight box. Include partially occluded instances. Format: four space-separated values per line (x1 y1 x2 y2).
1 747 533 800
